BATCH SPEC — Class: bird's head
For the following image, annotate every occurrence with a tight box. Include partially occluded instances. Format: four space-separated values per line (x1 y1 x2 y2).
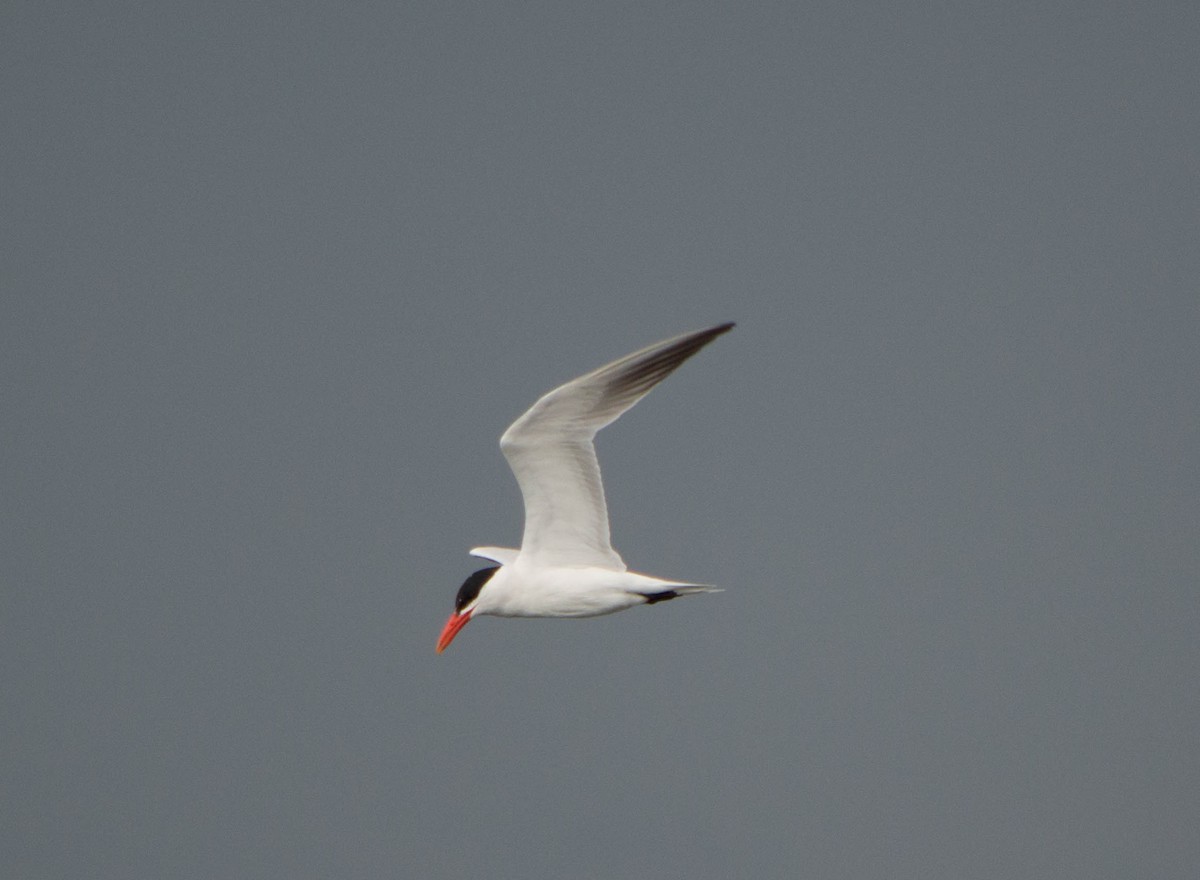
436 566 498 653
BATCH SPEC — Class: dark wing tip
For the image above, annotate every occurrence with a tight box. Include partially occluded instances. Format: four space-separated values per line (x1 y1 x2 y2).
641 589 681 604
607 322 735 398
670 322 735 357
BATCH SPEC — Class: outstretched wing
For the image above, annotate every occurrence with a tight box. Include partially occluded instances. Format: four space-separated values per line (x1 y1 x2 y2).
499 322 734 569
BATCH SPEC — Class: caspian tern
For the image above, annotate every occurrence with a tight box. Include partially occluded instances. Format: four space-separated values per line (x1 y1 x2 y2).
436 322 734 653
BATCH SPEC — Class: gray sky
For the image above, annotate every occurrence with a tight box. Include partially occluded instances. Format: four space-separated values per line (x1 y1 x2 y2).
4 2 1198 878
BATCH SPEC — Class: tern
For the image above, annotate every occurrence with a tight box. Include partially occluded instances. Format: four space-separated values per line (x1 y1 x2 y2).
436 322 734 653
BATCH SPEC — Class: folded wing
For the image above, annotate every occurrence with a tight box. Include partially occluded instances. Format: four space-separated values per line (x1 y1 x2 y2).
499 322 734 569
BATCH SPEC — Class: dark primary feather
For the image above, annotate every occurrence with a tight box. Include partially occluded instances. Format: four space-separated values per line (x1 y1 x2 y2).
605 322 734 400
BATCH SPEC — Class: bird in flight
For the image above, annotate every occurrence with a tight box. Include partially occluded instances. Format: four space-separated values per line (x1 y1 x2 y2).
436 322 735 653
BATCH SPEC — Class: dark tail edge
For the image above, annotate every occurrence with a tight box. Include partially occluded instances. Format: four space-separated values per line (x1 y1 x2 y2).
639 586 721 605
643 590 681 605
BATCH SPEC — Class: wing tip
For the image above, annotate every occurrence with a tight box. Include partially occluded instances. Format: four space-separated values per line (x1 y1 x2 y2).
606 321 735 397
469 546 520 565
678 320 736 352
688 321 735 344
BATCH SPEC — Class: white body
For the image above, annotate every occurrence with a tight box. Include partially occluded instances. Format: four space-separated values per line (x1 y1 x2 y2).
469 549 705 618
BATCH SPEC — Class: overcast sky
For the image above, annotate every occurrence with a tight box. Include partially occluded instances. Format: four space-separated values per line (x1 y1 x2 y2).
4 2 1198 878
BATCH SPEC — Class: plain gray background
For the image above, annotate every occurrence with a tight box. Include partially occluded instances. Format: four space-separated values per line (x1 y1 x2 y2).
4 2 1197 878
